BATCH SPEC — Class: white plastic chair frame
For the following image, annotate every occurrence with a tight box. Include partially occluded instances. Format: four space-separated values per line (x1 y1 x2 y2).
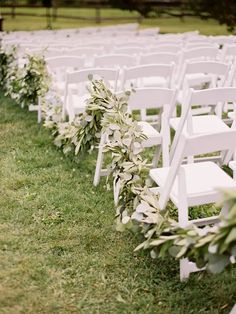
121 64 176 122
150 129 236 280
177 60 230 118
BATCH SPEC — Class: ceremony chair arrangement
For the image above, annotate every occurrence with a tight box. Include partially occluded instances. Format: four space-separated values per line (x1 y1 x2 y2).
1 23 236 281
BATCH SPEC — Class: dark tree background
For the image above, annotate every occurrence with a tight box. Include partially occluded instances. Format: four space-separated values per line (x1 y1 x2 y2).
108 0 153 17
188 0 236 32
42 0 52 7
108 0 236 32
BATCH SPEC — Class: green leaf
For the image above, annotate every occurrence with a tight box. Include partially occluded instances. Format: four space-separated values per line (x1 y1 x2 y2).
207 255 230 274
224 227 236 245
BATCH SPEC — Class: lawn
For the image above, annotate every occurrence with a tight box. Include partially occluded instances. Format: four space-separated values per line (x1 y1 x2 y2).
1 7 231 35
0 91 236 313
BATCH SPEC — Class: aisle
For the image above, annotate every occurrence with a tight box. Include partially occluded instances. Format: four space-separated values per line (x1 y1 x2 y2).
0 92 235 314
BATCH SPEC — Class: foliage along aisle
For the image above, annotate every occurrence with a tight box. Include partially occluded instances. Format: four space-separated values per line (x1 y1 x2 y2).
1 46 236 276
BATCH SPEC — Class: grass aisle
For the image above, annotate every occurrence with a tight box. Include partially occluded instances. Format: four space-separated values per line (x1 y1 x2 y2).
0 92 235 314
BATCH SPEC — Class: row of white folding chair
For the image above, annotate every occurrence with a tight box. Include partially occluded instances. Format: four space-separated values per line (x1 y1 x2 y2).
48 57 233 124
62 63 176 122
93 46 221 70
149 87 236 280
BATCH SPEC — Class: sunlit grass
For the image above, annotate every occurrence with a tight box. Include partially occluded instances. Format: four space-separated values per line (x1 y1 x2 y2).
0 92 235 313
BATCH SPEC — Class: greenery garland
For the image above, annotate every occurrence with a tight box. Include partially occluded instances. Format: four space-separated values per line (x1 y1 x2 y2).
45 77 131 157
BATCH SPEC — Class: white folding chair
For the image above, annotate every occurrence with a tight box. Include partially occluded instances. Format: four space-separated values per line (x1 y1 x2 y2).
150 129 236 280
176 60 230 116
93 87 177 186
121 64 176 122
63 68 120 121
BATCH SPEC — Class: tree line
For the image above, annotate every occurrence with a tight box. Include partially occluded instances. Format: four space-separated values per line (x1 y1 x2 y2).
1 0 236 32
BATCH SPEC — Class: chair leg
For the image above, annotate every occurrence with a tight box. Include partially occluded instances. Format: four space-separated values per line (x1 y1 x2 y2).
93 134 106 186
152 145 161 168
162 142 170 167
38 97 42 123
180 258 191 281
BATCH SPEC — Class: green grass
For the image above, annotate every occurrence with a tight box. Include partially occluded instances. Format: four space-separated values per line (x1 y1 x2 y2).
0 92 236 313
1 7 231 35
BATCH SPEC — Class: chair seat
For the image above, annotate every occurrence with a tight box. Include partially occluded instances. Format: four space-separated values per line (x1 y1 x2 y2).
170 115 229 135
150 161 236 207
138 121 162 147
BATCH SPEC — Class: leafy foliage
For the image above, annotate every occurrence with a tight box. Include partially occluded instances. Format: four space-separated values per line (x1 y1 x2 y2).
108 0 153 17
0 47 17 91
46 78 130 156
3 51 51 107
188 0 236 32
136 189 236 274
15 54 51 107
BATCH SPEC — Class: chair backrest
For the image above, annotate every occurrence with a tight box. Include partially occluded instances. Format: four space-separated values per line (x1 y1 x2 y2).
139 52 181 66
181 47 219 64
178 60 230 89
44 48 67 58
159 129 236 210
46 56 85 81
185 42 217 50
66 68 120 88
121 64 175 90
93 54 137 68
170 87 236 160
113 46 148 55
46 56 85 69
127 87 177 111
149 44 182 54
65 47 104 56
112 41 146 48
